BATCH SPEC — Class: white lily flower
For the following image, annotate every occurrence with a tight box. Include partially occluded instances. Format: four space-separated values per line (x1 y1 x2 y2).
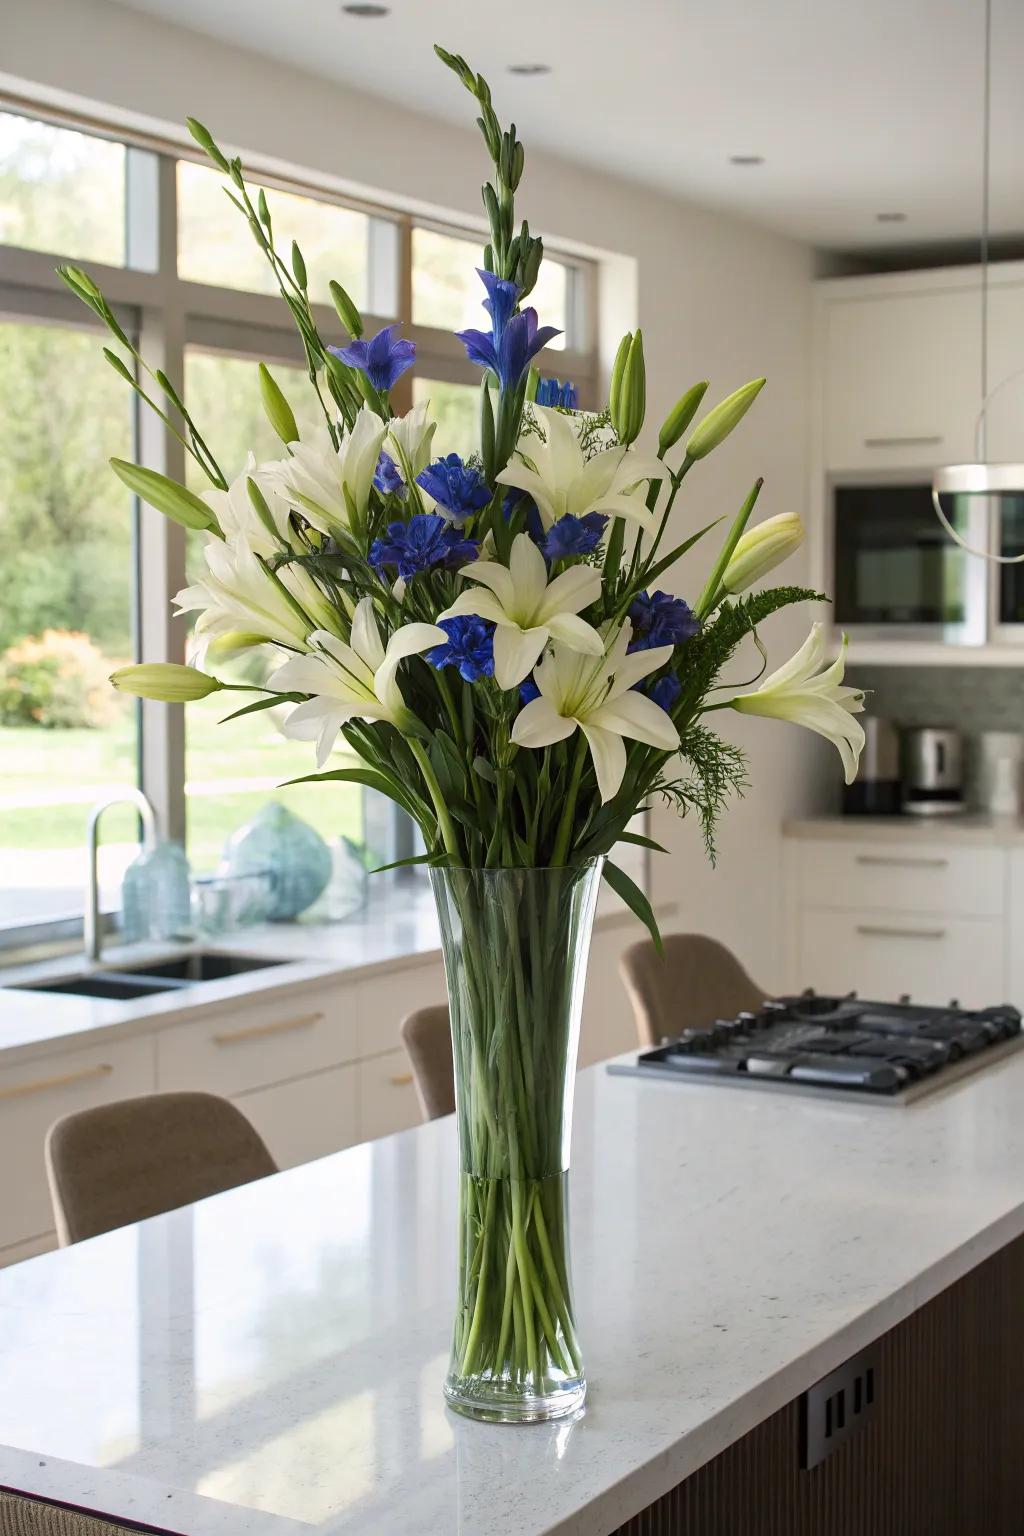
438 532 603 690
511 624 680 802
174 538 339 662
730 622 866 784
497 404 663 533
269 597 445 768
273 408 386 538
387 401 437 484
204 454 294 559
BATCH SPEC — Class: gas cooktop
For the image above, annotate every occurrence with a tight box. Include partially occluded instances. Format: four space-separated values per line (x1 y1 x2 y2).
608 993 1023 1103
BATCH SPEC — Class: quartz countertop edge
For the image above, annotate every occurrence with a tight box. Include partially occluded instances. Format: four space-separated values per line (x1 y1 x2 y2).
784 813 1024 845
0 896 664 1067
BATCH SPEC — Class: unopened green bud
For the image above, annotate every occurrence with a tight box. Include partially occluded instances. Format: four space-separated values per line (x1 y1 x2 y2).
658 381 709 456
109 459 219 534
616 329 646 446
608 331 632 431
723 512 805 594
329 280 363 339
291 241 308 290
247 476 285 547
686 378 766 461
110 663 222 703
258 364 299 445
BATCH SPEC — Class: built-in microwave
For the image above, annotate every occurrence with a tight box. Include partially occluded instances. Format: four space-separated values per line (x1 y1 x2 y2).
829 474 1024 645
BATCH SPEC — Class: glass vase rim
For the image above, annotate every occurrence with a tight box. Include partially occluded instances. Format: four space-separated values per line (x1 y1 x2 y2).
429 856 603 877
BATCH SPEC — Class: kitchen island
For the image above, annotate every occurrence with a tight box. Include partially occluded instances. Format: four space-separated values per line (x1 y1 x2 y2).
2 1044 1024 1535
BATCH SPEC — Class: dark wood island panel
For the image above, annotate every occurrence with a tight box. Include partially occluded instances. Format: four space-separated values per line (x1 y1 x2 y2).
613 1233 1024 1536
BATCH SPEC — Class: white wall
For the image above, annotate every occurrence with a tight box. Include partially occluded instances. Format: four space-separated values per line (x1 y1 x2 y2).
5 0 830 987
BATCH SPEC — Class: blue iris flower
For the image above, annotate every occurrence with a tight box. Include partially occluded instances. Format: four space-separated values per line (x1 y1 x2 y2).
373 452 405 497
416 453 492 523
458 271 560 391
627 590 700 652
542 512 608 562
643 673 682 712
535 377 579 410
368 514 478 581
427 616 496 684
331 324 416 392
519 677 541 705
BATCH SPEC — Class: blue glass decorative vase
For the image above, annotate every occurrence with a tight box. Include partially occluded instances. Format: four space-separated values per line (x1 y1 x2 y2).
221 803 331 921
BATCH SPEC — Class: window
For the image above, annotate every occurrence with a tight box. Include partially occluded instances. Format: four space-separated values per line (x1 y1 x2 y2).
412 225 568 348
0 103 597 946
0 112 125 265
0 320 137 932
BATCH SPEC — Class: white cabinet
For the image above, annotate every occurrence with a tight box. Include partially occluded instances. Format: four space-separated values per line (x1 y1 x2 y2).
0 1035 155 1257
797 909 1004 1010
983 285 1024 462
823 287 982 471
357 1049 422 1141
235 1064 359 1170
786 833 1010 1005
156 980 359 1097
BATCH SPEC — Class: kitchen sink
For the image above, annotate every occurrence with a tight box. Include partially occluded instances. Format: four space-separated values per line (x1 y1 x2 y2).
13 951 286 1001
132 952 284 983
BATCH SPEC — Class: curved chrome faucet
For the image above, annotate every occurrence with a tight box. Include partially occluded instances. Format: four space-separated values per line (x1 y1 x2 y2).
85 789 158 962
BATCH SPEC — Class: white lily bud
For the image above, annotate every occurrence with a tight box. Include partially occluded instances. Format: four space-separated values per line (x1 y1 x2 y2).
723 513 805 594
110 663 223 702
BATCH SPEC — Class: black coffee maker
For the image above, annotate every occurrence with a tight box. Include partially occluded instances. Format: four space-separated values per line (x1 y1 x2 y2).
843 717 902 816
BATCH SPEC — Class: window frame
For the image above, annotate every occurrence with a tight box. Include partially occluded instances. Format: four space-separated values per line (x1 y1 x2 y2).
0 100 599 949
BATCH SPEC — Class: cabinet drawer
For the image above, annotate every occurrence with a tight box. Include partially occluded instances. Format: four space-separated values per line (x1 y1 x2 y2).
157 983 357 1097
797 841 1005 919
234 1064 358 1170
797 910 1005 1009
356 961 446 1057
0 1037 155 1252
358 1049 424 1141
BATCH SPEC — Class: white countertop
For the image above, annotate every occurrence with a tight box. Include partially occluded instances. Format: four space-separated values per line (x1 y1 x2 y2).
0 886 647 1068
3 1046 1024 1535
784 813 1024 846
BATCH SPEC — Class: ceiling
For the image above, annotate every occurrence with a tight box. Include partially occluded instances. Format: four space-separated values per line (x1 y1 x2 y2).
117 0 1024 253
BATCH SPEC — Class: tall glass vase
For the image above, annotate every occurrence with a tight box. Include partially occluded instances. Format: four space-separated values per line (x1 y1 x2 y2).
430 859 602 1424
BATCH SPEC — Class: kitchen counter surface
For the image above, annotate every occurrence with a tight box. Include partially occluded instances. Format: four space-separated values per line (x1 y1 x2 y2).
0 887 649 1067
3 1043 1024 1535
784 813 1024 845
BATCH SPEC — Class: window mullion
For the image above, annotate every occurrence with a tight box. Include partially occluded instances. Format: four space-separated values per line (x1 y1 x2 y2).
136 153 187 846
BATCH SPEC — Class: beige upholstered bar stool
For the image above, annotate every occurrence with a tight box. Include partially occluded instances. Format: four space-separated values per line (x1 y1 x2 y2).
45 1091 277 1245
400 1004 455 1121
620 933 767 1047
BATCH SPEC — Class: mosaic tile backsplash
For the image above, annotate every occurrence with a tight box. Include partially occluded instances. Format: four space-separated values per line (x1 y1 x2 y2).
850 666 1024 804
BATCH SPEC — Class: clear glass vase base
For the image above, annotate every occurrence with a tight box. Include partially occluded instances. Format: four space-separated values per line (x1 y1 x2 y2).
444 1374 586 1424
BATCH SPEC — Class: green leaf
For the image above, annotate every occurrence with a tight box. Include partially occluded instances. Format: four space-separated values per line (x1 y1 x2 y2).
602 859 663 955
281 766 399 798
472 755 497 783
616 830 670 855
369 851 443 875
219 692 304 723
110 459 217 532
641 517 724 589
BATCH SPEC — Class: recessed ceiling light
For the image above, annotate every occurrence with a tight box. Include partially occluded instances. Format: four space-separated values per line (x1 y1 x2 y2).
508 63 551 76
876 211 907 223
729 154 764 166
341 3 389 15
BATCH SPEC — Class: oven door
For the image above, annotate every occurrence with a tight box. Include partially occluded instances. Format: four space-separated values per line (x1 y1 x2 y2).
831 477 988 644
990 491 1024 644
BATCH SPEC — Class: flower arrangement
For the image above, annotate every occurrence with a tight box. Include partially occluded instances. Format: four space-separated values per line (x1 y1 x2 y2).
59 44 864 1422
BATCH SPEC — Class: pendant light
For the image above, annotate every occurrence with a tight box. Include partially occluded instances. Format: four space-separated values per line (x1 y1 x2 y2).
931 0 1024 562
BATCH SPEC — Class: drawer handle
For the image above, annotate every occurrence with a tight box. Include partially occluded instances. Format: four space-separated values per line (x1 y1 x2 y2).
862 435 944 448
855 855 949 870
0 1062 113 1102
213 1011 324 1046
389 1072 414 1088
856 924 946 940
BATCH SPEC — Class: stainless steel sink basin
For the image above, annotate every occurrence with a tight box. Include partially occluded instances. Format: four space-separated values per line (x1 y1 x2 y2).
13 951 286 1001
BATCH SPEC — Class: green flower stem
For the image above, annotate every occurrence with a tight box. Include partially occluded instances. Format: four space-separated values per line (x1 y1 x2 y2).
408 739 460 859
551 738 587 867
